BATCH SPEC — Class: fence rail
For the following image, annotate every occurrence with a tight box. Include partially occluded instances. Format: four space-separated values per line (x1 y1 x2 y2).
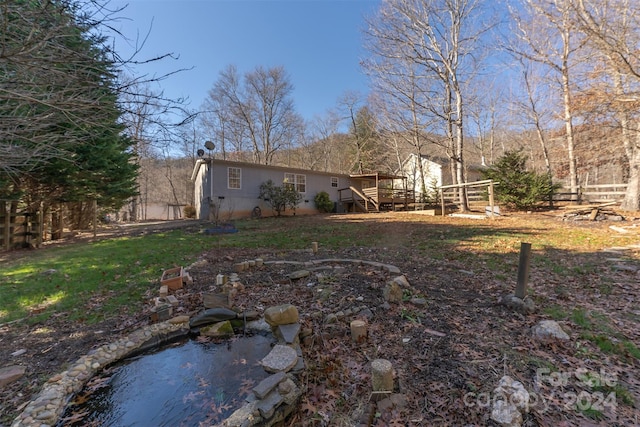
581 184 627 203
437 181 627 213
438 180 497 216
1 202 43 250
554 184 627 204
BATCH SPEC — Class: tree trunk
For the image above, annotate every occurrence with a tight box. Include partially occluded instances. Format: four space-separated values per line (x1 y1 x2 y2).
621 147 640 211
455 84 468 211
561 68 578 199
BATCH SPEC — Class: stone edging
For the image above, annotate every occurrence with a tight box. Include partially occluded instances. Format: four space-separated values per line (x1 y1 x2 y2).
264 259 402 275
11 257 404 427
11 320 190 427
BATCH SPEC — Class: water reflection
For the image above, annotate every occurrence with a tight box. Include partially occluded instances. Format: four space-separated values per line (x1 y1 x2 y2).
59 334 274 426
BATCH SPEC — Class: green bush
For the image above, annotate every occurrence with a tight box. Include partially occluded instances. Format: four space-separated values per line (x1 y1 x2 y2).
259 179 303 216
314 191 334 213
481 150 560 210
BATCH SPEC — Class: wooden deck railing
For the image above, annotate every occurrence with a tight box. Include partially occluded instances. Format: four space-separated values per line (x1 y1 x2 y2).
339 187 416 212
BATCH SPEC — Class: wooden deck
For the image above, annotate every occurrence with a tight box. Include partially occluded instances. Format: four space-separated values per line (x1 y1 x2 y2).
338 187 416 212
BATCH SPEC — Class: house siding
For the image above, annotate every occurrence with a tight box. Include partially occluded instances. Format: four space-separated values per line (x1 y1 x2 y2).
192 159 351 220
398 154 485 200
398 154 443 200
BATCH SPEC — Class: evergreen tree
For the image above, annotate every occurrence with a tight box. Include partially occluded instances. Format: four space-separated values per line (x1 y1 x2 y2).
1 0 138 227
481 150 560 210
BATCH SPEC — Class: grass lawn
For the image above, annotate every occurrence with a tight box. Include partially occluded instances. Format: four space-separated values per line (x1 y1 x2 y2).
0 213 635 326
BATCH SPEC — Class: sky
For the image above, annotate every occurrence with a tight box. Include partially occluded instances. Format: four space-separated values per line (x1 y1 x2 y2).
107 0 381 122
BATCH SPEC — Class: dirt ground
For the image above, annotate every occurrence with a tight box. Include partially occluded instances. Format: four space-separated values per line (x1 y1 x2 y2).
1 213 639 426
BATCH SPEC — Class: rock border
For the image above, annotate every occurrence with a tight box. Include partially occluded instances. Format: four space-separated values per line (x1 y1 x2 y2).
11 321 190 427
11 257 404 427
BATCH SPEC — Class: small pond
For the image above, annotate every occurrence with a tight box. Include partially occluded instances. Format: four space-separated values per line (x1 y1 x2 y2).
58 334 274 426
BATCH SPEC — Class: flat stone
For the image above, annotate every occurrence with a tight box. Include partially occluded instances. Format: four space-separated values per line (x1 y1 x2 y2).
280 379 301 405
392 275 410 287
222 400 260 427
245 318 272 333
324 313 338 324
256 389 285 419
532 320 570 341
287 270 310 280
491 399 522 427
0 365 26 387
264 304 299 326
201 320 234 338
383 282 403 303
291 354 306 373
500 294 536 314
276 323 301 344
410 298 427 307
385 265 401 274
362 261 386 270
494 376 530 412
253 372 287 399
238 310 260 321
168 315 190 324
261 345 298 373
35 410 55 420
358 308 374 319
189 307 238 328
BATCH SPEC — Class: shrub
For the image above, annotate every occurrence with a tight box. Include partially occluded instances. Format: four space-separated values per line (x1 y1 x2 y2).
259 179 303 216
184 205 196 218
481 150 560 210
314 191 333 213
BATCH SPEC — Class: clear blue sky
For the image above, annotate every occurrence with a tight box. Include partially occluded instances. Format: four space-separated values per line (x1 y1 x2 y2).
109 0 380 122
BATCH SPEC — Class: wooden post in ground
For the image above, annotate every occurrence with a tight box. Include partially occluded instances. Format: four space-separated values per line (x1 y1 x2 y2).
2 202 9 251
516 242 532 299
36 206 43 247
350 320 367 344
93 199 98 238
488 181 495 218
440 189 445 216
371 359 393 394
51 203 63 240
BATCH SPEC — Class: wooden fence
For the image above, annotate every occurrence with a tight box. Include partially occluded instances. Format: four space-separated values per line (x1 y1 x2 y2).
0 201 43 251
438 182 627 214
581 184 627 203
554 184 627 204
438 180 498 216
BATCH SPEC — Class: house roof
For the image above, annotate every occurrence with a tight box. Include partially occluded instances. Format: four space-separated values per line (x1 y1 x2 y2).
191 158 354 182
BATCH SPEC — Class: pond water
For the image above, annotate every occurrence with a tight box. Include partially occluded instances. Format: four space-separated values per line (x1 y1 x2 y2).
58 334 274 427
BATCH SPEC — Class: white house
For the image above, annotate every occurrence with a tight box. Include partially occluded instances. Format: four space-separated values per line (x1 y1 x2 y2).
397 153 444 202
397 153 486 202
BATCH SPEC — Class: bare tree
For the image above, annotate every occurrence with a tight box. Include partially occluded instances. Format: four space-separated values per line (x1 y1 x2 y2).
364 0 493 211
366 58 436 198
466 75 507 167
202 65 303 165
293 111 341 171
509 0 586 199
571 0 640 210
338 92 383 174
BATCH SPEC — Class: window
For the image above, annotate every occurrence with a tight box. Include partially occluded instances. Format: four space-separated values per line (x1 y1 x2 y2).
284 173 306 193
228 167 241 189
331 177 338 188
